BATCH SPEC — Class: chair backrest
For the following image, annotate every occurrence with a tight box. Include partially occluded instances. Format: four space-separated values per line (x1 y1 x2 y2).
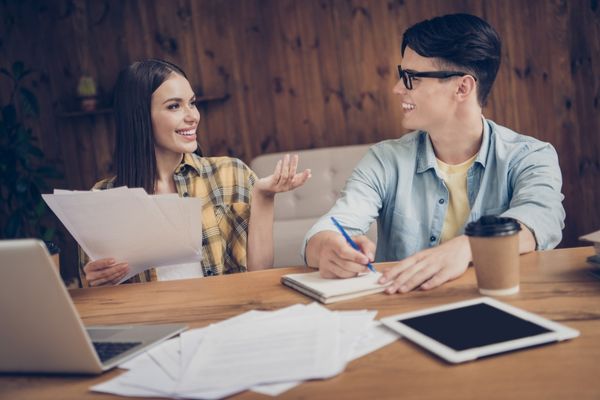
250 144 377 267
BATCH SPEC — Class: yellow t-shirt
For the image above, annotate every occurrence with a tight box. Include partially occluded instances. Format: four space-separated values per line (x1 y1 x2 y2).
436 154 478 243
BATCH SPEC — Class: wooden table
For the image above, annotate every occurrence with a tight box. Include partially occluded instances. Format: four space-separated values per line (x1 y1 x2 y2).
1 247 599 399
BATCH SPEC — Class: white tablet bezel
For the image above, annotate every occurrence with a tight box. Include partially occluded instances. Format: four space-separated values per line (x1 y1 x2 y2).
380 297 579 364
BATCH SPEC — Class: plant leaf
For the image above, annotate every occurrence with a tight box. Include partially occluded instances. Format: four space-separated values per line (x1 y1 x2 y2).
42 226 56 242
11 61 24 80
19 70 33 79
0 68 12 80
28 145 44 158
15 179 28 193
5 213 22 238
1 104 17 126
36 165 58 175
34 199 46 217
37 167 62 180
19 87 39 117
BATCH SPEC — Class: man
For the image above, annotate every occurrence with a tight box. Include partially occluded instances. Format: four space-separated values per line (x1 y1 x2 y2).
303 13 565 294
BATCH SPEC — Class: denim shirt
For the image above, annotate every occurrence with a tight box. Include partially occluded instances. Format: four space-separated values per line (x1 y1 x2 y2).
302 119 565 263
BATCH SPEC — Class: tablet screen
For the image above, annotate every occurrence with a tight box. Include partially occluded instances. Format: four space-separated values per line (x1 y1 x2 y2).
399 303 552 351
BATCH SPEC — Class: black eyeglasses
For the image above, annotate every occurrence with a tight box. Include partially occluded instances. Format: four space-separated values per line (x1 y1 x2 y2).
397 65 476 90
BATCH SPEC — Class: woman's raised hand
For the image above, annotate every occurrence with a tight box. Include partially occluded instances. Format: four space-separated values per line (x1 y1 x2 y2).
254 154 311 196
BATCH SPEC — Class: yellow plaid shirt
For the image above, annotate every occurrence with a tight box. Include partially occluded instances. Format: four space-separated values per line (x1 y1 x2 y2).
79 153 257 286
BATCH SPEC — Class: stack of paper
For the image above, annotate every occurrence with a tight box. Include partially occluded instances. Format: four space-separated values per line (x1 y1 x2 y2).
91 303 400 398
42 187 203 283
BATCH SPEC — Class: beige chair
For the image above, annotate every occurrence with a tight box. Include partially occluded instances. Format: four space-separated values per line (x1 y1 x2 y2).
250 144 377 267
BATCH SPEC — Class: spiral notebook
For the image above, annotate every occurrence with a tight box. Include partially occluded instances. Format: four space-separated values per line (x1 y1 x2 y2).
281 271 391 304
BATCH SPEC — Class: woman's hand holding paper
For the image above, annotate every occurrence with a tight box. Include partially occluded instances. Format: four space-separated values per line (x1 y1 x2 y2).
83 258 129 286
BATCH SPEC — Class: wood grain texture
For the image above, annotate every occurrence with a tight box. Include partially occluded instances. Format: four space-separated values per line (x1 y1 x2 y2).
0 0 598 283
0 247 598 399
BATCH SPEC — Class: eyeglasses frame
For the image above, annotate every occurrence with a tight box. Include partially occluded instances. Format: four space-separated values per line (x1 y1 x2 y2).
397 65 477 90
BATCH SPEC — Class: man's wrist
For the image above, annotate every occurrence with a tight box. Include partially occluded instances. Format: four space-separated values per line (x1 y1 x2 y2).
307 232 332 268
457 234 473 263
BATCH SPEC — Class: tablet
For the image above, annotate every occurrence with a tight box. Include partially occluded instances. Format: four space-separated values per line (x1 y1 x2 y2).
380 297 579 364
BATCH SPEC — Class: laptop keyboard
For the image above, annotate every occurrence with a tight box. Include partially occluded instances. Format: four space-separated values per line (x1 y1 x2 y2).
93 341 142 363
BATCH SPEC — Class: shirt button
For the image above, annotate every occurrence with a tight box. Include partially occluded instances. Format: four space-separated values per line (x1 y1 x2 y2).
430 236 436 242
438 198 445 204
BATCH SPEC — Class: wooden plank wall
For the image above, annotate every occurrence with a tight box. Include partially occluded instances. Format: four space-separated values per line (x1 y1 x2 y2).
1 0 598 284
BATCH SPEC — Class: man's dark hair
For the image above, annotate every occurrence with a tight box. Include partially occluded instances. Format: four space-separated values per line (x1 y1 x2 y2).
112 59 200 193
401 13 501 106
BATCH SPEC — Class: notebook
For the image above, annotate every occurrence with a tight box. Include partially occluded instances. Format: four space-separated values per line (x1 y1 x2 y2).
0 239 187 374
281 271 391 304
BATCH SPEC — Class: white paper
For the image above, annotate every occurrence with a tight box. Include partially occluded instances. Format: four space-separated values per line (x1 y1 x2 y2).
349 322 400 360
92 372 168 398
177 312 344 393
43 187 203 283
92 303 400 399
250 321 399 397
118 351 154 370
180 327 206 373
250 309 395 397
147 337 181 380
251 380 301 396
101 358 246 400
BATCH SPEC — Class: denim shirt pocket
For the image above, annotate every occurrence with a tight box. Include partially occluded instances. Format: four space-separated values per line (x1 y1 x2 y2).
480 202 510 218
469 199 510 222
389 211 425 259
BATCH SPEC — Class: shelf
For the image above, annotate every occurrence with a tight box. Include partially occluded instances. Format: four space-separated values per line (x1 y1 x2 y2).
56 108 113 118
56 94 229 119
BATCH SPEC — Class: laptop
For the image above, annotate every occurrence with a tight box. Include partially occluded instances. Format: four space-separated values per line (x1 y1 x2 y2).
0 239 186 374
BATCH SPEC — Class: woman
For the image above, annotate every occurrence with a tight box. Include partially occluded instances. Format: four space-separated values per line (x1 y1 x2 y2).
80 59 310 286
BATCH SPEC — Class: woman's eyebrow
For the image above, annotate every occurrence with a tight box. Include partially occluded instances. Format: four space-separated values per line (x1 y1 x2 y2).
162 97 183 104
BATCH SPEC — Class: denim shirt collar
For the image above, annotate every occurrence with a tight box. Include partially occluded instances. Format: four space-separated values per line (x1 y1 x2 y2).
475 117 491 168
415 133 437 174
415 116 491 174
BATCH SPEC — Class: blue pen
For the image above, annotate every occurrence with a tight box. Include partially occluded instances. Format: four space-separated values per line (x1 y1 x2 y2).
330 216 376 273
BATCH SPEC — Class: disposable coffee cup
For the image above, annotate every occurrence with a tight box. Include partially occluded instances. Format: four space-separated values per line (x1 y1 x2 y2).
465 216 521 296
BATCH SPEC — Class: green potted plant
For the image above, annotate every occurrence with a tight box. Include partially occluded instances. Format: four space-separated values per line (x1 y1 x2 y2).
0 61 62 243
77 75 98 111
